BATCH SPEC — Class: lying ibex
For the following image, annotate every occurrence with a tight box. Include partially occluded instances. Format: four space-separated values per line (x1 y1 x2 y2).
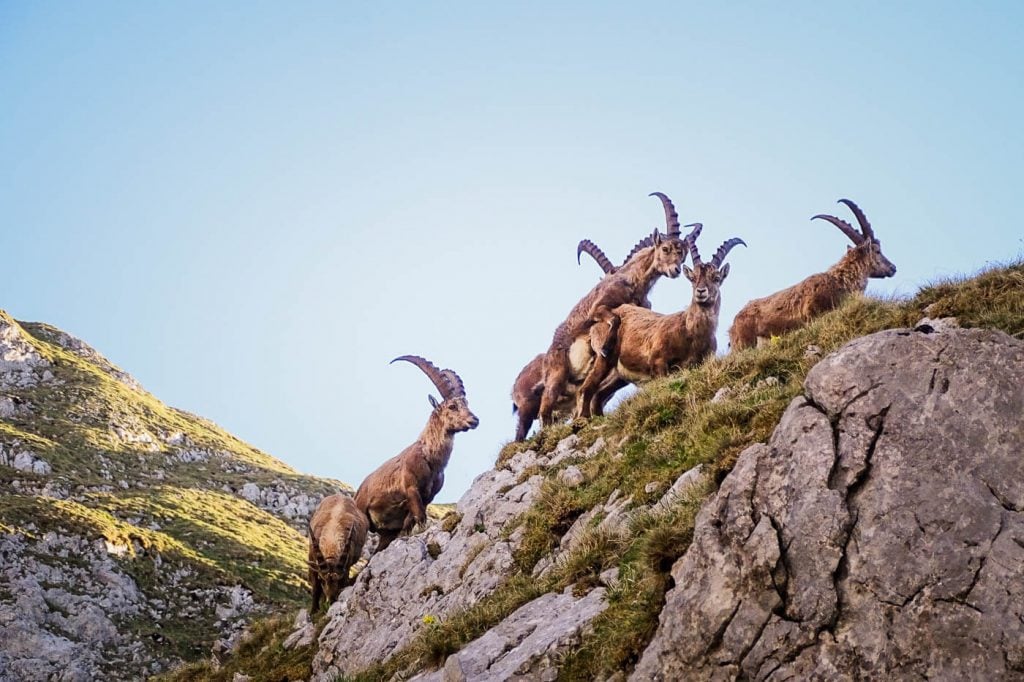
511 240 628 441
577 236 746 416
729 199 896 350
354 356 478 552
308 493 368 612
538 192 700 427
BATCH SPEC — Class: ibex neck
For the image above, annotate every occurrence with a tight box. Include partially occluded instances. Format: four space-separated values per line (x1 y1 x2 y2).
419 414 455 467
683 298 721 330
827 248 871 293
620 248 661 294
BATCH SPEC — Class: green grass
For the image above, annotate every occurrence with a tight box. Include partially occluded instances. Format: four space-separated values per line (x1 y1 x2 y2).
0 310 353 670
346 260 1024 681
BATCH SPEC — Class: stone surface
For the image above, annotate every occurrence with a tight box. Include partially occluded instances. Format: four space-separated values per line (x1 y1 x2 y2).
310 438 572 680
409 588 608 682
633 326 1024 681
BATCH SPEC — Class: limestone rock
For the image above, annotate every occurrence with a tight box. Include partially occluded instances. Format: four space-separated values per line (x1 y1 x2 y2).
633 326 1024 680
312 453 546 679
410 588 608 682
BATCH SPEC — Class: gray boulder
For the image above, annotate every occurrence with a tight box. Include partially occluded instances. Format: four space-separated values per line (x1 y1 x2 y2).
633 326 1024 680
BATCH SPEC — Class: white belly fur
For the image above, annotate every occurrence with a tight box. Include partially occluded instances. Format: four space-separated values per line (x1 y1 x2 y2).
617 361 651 384
568 336 595 381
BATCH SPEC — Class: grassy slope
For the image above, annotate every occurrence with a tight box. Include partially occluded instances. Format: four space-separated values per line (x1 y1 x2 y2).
142 260 1024 680
0 313 349 663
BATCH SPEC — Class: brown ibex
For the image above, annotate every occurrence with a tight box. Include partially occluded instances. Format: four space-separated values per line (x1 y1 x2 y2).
308 493 368 612
510 239 631 441
729 199 896 350
538 192 701 427
354 356 478 553
578 236 746 416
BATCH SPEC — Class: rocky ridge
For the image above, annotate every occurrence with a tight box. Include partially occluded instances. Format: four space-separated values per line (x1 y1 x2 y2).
0 311 349 679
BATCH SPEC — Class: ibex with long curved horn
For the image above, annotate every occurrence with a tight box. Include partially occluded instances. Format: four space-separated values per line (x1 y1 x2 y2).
511 239 635 441
729 199 896 350
307 493 368 612
354 356 478 552
577 235 746 416
537 193 701 427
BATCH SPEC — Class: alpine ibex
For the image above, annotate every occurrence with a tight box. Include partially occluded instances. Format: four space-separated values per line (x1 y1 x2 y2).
577 236 746 416
511 240 631 441
729 199 896 350
538 192 701 427
354 356 478 552
308 493 368 612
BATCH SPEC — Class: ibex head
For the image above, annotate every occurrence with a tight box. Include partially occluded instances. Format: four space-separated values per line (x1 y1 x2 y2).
392 355 479 433
684 236 746 307
812 199 896 279
617 193 702 279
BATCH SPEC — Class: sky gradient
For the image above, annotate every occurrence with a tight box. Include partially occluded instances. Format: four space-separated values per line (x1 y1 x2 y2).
2 2 1022 499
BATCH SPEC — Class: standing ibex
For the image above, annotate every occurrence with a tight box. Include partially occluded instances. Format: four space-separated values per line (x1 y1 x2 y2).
577 236 746 416
511 239 633 441
729 199 896 350
538 193 700 427
354 356 478 553
307 493 368 612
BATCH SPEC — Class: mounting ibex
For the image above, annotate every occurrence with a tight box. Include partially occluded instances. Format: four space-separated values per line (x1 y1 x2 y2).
511 239 634 441
307 493 368 612
537 192 701 427
354 356 478 553
729 199 895 350
577 236 746 416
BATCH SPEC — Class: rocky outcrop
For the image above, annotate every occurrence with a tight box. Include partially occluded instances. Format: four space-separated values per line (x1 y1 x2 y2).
633 326 1024 680
410 587 608 682
311 448 547 679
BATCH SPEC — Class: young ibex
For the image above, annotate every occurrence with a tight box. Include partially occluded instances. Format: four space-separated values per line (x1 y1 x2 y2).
538 192 700 427
728 199 896 350
354 356 478 552
577 236 746 416
510 240 632 441
307 493 368 612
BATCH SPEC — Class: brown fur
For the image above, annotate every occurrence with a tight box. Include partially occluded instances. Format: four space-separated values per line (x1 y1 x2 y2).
578 246 740 417
308 494 368 612
354 363 478 553
729 235 895 350
538 238 686 425
510 240 635 441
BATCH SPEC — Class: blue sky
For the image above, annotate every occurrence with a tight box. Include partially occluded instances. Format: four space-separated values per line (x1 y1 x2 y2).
2 2 1021 499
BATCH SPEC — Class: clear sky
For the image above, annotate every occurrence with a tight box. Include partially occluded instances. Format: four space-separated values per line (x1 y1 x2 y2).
2 2 1021 500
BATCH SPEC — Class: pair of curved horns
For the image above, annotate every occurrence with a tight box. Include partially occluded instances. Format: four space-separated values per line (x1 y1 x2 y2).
391 355 465 400
689 237 747 267
811 198 875 244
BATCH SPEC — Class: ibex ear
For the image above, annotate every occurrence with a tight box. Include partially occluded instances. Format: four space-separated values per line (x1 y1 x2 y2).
428 395 440 409
719 263 730 281
683 264 695 281
652 229 662 245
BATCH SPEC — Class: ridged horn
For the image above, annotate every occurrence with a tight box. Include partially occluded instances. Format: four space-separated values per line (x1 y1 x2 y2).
576 239 617 274
649 192 681 237
838 199 874 241
811 213 863 245
710 238 747 268
688 236 703 266
391 355 458 400
621 232 656 266
440 369 466 398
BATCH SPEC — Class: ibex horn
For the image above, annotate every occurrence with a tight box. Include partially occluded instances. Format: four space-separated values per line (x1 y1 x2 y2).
811 213 863 245
391 355 460 400
649 192 681 237
838 199 874 241
710 238 747 268
576 239 616 274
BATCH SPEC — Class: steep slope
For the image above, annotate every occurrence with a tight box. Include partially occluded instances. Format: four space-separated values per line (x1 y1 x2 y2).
168 260 1024 682
0 312 350 680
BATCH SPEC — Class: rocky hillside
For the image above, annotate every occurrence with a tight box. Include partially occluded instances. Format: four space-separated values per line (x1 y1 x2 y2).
187 260 1023 682
0 312 351 680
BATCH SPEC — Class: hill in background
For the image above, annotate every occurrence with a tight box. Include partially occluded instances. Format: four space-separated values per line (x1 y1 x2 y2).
0 311 349 679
